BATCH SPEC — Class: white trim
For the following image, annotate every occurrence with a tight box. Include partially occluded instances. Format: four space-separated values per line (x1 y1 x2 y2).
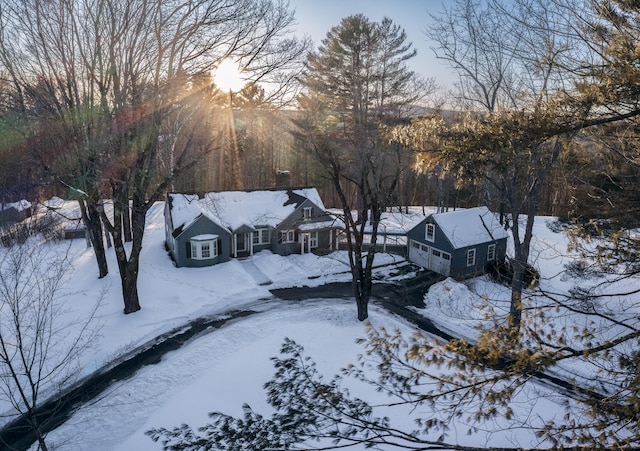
487 244 496 261
190 238 218 260
309 231 318 249
303 206 313 220
191 233 219 241
253 228 270 245
466 248 476 267
425 223 435 242
280 229 295 244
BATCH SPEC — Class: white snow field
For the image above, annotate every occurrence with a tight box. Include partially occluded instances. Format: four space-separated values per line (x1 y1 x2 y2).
0 201 636 450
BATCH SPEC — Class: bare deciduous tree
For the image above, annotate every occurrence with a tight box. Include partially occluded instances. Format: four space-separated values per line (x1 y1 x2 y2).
0 232 100 451
0 0 310 313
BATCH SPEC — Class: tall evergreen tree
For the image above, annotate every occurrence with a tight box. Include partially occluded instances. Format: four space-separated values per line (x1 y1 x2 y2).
297 14 432 321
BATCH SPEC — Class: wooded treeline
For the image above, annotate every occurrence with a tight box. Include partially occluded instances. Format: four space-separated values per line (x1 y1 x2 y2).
0 0 310 313
0 2 635 226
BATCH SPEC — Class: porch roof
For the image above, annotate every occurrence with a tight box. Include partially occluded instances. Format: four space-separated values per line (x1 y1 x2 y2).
191 234 219 241
297 219 342 232
232 224 256 234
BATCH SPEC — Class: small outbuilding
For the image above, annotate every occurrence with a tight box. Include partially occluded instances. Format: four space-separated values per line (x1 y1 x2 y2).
406 206 508 280
0 200 32 228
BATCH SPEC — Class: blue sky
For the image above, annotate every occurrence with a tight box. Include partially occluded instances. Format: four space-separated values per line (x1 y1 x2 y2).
289 0 456 87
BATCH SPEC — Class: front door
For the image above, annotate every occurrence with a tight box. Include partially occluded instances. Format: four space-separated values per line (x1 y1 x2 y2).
300 232 319 254
236 233 248 254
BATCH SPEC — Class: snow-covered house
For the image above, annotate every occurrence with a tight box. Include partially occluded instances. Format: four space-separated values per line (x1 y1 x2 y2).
406 207 508 280
0 200 32 228
164 188 340 268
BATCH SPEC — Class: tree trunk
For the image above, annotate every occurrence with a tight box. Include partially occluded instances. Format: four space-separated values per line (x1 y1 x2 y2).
111 184 144 314
120 256 141 314
33 422 48 451
508 207 536 338
509 254 525 335
79 199 108 278
122 200 132 243
351 258 371 321
355 286 370 321
102 212 113 249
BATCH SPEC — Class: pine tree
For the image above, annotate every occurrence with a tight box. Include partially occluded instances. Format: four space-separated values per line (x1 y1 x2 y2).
296 14 432 321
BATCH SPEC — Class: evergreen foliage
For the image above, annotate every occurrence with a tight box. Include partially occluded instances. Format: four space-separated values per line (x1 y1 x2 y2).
296 14 433 321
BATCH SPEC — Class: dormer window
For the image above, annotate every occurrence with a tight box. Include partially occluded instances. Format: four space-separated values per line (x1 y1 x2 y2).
303 207 313 220
425 223 435 242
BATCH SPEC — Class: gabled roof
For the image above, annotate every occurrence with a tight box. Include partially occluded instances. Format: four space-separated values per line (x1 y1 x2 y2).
167 188 326 235
430 207 508 249
167 193 200 234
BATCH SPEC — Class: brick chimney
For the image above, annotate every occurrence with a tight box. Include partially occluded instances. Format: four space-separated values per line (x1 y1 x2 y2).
275 170 291 189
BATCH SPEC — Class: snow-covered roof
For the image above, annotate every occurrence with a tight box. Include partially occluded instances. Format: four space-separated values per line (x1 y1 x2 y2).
168 188 327 234
378 208 438 234
432 207 508 249
298 219 340 231
167 193 204 233
202 188 324 232
191 234 219 241
1 199 31 211
329 207 438 235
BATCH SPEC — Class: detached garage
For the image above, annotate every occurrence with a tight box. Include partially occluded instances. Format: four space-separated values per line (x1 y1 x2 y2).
407 207 508 280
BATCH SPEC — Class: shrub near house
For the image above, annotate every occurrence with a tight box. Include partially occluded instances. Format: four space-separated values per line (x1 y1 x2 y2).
407 207 508 280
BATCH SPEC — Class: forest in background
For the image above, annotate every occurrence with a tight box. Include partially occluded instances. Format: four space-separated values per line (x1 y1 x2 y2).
1 0 637 229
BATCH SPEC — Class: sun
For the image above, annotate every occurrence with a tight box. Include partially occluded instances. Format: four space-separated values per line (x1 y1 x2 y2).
213 58 245 93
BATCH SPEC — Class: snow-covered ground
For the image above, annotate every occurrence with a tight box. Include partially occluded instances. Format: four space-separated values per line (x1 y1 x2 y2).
1 202 637 450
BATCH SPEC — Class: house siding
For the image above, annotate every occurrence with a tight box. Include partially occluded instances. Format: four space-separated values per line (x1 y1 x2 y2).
172 216 231 268
166 189 339 267
407 214 508 281
273 199 335 255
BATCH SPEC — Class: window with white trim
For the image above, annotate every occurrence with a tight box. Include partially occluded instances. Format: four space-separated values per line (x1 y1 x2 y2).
487 244 496 261
190 237 218 260
466 248 476 266
279 229 295 243
425 223 435 242
253 228 270 245
303 207 313 220
309 231 318 248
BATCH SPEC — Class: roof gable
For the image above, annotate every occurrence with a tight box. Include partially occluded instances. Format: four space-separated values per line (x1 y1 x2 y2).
167 193 202 235
431 207 508 249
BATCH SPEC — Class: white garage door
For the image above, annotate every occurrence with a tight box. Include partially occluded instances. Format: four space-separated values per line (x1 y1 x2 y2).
430 249 451 277
409 240 430 268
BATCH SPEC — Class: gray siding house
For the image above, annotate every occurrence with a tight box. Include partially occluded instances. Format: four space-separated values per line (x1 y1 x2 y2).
164 194 232 268
0 200 32 228
407 207 508 280
165 188 340 267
